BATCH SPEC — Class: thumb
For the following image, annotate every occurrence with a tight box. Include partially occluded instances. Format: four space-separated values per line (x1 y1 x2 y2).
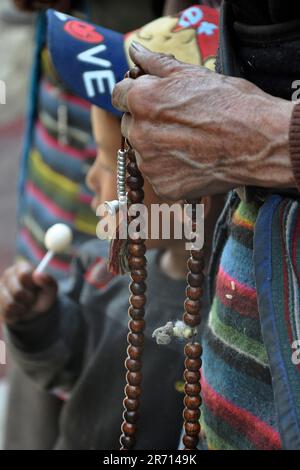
129 41 182 78
32 272 57 292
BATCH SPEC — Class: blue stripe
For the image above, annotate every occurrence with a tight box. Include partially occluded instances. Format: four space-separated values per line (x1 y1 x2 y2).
220 236 256 289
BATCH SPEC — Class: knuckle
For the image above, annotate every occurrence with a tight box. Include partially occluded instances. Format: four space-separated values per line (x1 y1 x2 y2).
127 81 152 117
13 288 24 302
5 300 16 314
111 83 120 107
128 124 145 154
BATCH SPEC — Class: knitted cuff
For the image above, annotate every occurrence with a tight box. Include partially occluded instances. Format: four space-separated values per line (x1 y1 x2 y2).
289 102 300 192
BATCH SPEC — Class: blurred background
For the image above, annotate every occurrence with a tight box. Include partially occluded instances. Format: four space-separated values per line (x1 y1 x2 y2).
0 0 34 447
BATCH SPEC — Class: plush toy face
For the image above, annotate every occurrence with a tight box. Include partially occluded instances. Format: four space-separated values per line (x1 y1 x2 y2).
124 5 219 71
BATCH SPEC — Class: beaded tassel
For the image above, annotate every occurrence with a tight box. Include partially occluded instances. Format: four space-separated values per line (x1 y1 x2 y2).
182 200 204 451
120 148 147 450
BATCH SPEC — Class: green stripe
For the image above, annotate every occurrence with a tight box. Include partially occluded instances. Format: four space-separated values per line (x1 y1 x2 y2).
209 300 268 366
235 201 260 226
201 405 254 450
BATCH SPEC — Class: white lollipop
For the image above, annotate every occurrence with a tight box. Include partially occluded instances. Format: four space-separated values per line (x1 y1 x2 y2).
35 224 73 273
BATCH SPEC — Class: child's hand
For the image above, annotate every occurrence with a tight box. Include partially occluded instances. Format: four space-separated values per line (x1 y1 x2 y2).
0 261 58 325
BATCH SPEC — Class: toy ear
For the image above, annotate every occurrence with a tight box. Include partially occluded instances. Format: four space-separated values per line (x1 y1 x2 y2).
47 9 129 116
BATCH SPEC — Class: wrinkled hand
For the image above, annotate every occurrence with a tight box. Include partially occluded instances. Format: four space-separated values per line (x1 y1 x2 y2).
0 261 57 326
13 0 70 12
112 42 295 200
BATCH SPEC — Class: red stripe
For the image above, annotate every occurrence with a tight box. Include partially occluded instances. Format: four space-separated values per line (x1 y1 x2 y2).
42 79 91 110
36 121 96 160
291 205 300 286
78 192 93 205
202 378 282 450
26 181 75 223
20 228 70 272
280 203 295 350
216 267 258 318
283 204 300 372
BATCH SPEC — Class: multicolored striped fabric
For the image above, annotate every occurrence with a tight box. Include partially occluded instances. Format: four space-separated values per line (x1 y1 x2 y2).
17 45 98 280
254 194 300 449
201 200 282 450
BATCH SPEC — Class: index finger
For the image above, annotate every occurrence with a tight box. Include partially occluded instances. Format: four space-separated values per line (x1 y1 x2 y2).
112 78 135 114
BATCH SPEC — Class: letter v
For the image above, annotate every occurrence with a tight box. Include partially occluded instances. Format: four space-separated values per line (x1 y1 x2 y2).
78 45 112 68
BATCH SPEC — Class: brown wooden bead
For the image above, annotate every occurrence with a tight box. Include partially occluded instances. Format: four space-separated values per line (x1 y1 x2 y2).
123 398 140 411
187 257 203 274
129 319 145 333
131 269 147 282
182 434 198 450
128 189 144 204
125 385 141 399
184 422 201 436
127 161 140 176
123 410 140 424
187 272 204 287
184 370 201 384
184 343 202 358
130 294 146 308
128 333 144 347
128 307 145 320
126 371 142 386
129 237 144 245
184 299 202 315
127 345 144 359
129 281 146 295
183 312 201 327
120 434 136 449
127 175 144 189
127 149 137 162
186 286 203 300
130 282 146 295
122 422 137 437
183 408 201 422
184 395 202 409
128 255 147 269
184 383 201 396
125 358 142 372
128 244 146 257
184 358 202 371
191 250 203 260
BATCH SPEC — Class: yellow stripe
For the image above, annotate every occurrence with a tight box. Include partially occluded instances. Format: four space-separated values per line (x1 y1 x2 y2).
75 217 97 236
30 149 79 195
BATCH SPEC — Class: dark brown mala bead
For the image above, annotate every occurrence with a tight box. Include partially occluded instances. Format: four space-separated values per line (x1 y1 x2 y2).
120 147 147 450
182 200 205 451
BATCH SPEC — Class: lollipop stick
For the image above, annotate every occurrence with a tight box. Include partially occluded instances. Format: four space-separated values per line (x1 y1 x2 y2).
35 251 54 274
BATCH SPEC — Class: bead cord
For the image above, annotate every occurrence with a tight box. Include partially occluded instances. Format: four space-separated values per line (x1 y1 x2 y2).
120 147 147 450
182 200 204 451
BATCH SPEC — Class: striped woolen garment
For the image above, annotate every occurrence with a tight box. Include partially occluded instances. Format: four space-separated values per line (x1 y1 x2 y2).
17 47 98 279
201 200 282 450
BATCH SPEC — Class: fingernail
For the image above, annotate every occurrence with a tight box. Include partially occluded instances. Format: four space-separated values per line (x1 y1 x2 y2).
131 41 142 51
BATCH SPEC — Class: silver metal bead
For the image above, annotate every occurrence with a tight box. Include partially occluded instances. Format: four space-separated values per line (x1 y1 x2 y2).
104 200 120 215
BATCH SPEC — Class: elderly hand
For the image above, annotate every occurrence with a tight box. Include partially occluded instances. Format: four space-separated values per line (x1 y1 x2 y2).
13 0 70 12
112 42 295 200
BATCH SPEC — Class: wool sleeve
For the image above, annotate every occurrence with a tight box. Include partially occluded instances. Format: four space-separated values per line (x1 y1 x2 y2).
289 102 300 193
5 296 87 393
